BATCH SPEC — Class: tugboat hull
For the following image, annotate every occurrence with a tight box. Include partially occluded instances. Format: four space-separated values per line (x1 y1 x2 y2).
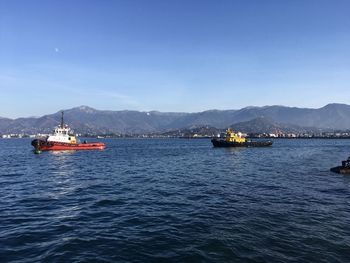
211 138 273 147
31 139 105 151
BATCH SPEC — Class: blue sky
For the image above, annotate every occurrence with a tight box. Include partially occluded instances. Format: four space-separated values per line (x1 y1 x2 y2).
1 0 350 118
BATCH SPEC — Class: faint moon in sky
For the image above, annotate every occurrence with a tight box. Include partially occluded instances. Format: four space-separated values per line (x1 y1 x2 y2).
54 48 59 53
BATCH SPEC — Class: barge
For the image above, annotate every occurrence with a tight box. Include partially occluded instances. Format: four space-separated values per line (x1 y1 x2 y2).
211 129 273 148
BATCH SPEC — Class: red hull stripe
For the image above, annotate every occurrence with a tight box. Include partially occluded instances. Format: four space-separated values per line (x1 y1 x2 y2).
37 142 105 151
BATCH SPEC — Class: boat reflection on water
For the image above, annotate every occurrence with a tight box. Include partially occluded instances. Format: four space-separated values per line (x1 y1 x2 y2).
50 150 76 155
49 151 76 177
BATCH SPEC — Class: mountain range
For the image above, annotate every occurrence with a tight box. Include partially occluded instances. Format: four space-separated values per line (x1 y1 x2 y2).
1 103 350 135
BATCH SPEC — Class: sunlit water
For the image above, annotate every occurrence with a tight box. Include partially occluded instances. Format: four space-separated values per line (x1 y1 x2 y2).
1 138 350 262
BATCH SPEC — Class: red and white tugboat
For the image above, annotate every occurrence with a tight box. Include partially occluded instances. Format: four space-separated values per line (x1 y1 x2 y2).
31 112 105 152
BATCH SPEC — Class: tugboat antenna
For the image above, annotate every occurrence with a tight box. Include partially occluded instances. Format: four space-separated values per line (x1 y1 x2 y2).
61 111 64 128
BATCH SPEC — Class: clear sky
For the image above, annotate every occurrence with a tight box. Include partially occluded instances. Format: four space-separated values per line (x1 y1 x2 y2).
1 0 350 118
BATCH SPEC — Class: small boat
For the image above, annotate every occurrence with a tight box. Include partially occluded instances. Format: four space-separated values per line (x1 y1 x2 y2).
31 112 105 152
211 129 273 147
330 157 350 174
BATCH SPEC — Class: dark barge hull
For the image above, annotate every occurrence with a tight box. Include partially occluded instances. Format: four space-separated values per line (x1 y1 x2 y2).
211 139 273 147
330 166 350 174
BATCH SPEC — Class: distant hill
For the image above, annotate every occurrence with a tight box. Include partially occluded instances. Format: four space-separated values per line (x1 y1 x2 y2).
0 103 349 134
230 117 319 134
230 103 350 130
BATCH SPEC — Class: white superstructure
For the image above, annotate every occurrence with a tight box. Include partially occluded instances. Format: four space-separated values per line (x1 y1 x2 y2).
46 112 77 144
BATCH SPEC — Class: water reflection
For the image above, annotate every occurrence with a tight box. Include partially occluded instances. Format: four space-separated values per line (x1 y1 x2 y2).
47 151 78 197
47 151 86 220
50 150 76 156
49 151 76 175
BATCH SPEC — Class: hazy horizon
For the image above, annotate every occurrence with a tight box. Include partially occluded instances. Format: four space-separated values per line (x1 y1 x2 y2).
1 0 350 118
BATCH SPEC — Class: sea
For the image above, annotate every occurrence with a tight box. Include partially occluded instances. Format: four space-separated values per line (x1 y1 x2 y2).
1 138 350 262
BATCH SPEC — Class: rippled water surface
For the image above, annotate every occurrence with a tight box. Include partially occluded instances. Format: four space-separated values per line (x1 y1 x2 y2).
1 138 350 262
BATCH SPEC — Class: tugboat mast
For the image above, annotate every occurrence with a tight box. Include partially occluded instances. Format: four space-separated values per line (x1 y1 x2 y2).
61 111 64 128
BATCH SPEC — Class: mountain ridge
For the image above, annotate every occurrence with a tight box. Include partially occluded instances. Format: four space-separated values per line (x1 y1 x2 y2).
1 103 350 134
1 103 347 120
